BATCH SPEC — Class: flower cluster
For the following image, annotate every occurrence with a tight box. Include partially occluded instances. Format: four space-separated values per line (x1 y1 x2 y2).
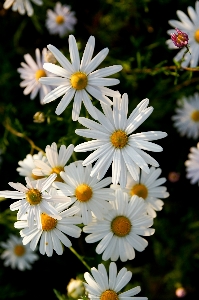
0 1 175 298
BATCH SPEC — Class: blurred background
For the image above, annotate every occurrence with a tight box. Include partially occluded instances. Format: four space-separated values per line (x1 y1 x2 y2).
0 0 199 299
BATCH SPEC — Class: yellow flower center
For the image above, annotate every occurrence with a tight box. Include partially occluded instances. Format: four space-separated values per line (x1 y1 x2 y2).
194 29 199 43
41 213 57 231
110 130 128 148
100 290 118 300
75 184 93 202
111 216 131 237
55 15 65 24
70 72 88 90
51 166 64 182
191 110 199 122
35 69 46 81
14 245 26 256
26 189 42 205
130 183 148 199
31 173 45 180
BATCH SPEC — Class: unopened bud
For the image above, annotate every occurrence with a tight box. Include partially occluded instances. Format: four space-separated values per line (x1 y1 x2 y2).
171 28 189 48
168 171 180 183
33 112 45 123
45 50 57 64
175 287 186 298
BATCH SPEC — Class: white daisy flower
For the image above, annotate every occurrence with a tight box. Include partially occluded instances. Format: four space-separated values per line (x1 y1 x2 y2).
111 167 169 218
166 1 199 67
46 2 77 38
83 189 154 262
32 142 74 182
17 48 54 103
84 261 147 300
53 161 115 225
39 35 122 120
172 93 199 139
0 234 38 271
3 0 43 16
15 203 82 257
185 142 199 184
74 93 167 188
17 151 46 180
0 174 71 228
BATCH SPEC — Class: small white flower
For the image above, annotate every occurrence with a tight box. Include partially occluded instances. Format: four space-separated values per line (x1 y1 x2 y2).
0 234 38 271
172 93 199 139
0 174 71 228
185 142 199 184
75 93 167 188
17 48 54 103
3 0 43 16
84 189 154 262
67 278 85 299
17 151 46 180
84 261 147 300
15 203 82 257
53 161 115 225
166 1 199 67
46 2 77 38
111 167 169 218
39 35 122 120
32 142 74 182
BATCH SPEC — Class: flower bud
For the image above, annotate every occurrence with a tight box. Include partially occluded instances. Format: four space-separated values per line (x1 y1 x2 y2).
33 112 45 123
171 28 189 48
175 287 186 298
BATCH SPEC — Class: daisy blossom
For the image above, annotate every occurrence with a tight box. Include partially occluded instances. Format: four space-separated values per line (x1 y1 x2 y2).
166 1 199 67
74 93 167 188
46 2 77 38
53 161 115 225
3 0 43 16
84 261 147 300
39 35 122 120
83 189 154 262
32 142 74 182
15 203 82 257
185 142 199 184
111 167 169 218
172 93 199 139
17 48 54 103
17 151 46 180
0 234 38 271
0 174 71 228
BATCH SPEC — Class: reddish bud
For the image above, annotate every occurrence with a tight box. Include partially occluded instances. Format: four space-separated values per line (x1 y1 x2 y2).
171 28 189 48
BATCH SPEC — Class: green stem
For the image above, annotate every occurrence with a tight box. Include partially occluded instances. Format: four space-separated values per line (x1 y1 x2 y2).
70 246 91 272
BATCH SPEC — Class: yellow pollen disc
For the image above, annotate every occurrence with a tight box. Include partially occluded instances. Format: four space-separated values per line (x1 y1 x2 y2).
70 72 88 90
35 69 46 81
100 290 118 300
195 29 199 43
31 173 44 180
14 245 26 256
55 15 65 24
41 213 57 231
110 130 128 149
75 184 93 202
130 183 148 199
26 189 42 205
51 166 64 182
111 216 131 237
191 110 199 122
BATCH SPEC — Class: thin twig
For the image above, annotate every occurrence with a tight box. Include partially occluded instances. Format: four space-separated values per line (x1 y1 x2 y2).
3 119 45 155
